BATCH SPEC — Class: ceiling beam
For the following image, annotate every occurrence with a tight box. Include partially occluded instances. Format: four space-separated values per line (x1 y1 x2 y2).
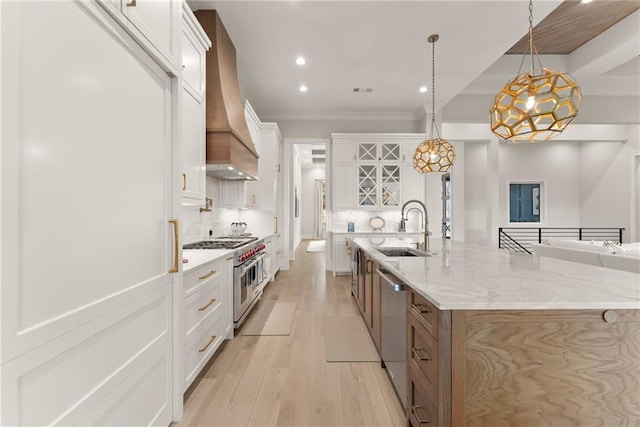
569 9 640 77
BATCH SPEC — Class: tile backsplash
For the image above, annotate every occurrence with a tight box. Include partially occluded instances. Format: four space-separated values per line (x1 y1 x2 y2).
182 177 278 244
331 209 424 233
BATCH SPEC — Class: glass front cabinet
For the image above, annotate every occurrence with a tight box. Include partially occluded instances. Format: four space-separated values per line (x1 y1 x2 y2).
356 142 402 208
332 135 426 210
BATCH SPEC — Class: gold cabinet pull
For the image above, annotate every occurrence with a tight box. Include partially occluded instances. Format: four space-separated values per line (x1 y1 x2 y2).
169 219 179 273
412 347 430 361
198 298 216 311
252 194 256 204
276 164 281 172
198 270 217 280
198 335 216 352
412 303 430 314
411 406 429 425
181 173 186 190
276 250 281 255
274 216 278 233
226 256 234 261
126 0 136 6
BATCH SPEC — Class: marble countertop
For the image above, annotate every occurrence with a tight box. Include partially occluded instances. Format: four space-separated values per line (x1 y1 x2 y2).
183 233 275 272
350 238 640 310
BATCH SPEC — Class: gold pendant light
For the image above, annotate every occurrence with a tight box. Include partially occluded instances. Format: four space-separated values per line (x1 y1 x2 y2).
414 34 456 173
489 0 582 143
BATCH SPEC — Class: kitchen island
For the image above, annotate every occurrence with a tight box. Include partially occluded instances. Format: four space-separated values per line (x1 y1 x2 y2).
350 237 640 427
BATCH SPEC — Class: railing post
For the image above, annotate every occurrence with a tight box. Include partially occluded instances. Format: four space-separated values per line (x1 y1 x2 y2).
579 228 583 241
538 228 542 244
498 227 502 249
619 228 623 243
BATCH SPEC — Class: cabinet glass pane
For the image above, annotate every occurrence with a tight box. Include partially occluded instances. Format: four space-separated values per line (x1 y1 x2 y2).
381 165 400 206
358 165 378 206
381 143 400 161
358 143 377 161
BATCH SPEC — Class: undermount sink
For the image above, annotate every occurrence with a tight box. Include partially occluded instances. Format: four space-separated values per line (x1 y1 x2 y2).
376 247 433 257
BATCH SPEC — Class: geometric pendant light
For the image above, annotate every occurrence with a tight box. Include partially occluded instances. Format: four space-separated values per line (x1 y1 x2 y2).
414 34 456 173
489 0 582 143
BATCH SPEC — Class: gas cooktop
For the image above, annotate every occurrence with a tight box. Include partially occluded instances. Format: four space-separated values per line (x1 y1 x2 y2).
183 237 258 250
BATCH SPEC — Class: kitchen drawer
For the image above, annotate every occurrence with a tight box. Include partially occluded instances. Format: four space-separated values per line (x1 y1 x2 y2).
408 311 438 399
408 289 440 339
184 306 224 390
183 275 223 339
183 258 225 297
408 364 438 427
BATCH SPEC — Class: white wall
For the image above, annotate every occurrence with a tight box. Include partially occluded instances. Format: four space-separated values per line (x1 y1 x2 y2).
580 141 630 228
292 146 302 252
498 141 582 227
464 141 489 245
301 168 326 239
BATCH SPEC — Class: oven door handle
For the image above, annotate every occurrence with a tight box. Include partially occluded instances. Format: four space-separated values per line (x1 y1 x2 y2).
238 253 266 275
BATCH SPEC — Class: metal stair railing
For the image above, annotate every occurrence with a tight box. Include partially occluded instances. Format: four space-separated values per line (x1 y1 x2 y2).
499 229 532 254
498 227 625 253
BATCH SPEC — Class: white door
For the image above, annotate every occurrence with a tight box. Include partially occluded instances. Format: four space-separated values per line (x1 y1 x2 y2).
1 1 175 425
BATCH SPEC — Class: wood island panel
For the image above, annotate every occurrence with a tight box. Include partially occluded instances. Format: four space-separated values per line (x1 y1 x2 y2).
453 309 640 427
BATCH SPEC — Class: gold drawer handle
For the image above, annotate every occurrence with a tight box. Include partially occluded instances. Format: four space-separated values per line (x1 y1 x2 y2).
411 405 430 425
226 256 234 261
126 0 136 6
198 298 217 311
412 347 431 361
182 173 186 191
198 270 217 280
276 250 281 255
198 335 216 352
412 303 430 314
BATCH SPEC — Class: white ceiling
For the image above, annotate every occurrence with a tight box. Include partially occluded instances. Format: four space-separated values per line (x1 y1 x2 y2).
190 1 639 120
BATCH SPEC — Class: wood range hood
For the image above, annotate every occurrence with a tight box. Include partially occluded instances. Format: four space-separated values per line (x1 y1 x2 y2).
195 10 259 181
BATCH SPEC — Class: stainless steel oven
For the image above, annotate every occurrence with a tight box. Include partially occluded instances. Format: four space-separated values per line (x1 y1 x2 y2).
233 242 266 328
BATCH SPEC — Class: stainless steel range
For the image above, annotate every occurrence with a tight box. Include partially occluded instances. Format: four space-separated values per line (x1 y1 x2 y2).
183 236 257 250
183 236 265 329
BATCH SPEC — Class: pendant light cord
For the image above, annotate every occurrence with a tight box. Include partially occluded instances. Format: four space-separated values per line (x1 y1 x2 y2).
429 36 440 139
516 0 545 77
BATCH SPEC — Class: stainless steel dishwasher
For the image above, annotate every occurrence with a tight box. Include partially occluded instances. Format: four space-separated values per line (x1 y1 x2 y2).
377 267 406 407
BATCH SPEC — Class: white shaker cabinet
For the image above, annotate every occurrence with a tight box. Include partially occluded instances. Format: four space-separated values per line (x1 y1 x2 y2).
219 102 283 214
255 123 283 213
1 1 176 425
98 0 180 73
332 163 357 209
182 255 233 391
181 8 210 205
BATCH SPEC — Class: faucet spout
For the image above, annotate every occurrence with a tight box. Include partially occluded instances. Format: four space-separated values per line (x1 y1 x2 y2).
400 199 430 252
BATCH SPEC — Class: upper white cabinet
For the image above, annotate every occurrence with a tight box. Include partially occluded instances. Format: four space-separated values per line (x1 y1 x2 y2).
180 7 210 205
333 142 357 163
219 102 283 213
331 134 427 210
98 0 180 73
1 1 176 424
333 163 357 209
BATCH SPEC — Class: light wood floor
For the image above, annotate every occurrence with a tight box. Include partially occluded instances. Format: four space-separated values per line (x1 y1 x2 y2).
176 240 406 427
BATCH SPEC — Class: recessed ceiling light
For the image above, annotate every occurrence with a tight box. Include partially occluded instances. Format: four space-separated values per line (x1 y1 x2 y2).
296 56 306 65
238 172 243 175
419 86 428 93
227 166 234 170
580 0 593 3
299 85 308 92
